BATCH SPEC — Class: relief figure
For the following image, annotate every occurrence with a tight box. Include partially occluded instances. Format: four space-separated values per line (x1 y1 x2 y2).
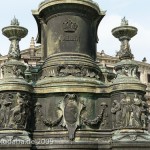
120 94 132 127
111 100 122 128
9 93 29 129
111 93 148 129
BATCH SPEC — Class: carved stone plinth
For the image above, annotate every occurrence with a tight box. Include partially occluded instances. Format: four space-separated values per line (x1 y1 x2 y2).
112 130 150 150
0 130 31 150
33 0 105 90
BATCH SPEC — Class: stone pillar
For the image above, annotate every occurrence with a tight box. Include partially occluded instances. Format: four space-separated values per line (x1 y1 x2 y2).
111 17 150 149
0 17 32 149
33 0 106 92
30 37 35 57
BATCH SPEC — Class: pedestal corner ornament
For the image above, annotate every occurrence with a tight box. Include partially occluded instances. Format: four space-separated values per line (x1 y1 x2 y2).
0 17 32 92
0 17 32 149
110 17 150 148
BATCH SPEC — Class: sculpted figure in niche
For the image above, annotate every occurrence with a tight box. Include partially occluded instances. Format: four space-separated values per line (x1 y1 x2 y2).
141 101 148 128
0 94 12 128
121 40 131 52
8 41 21 60
131 93 142 127
9 93 28 129
0 99 5 127
12 66 24 78
122 67 129 76
34 102 44 129
111 100 122 128
120 93 132 127
131 66 138 78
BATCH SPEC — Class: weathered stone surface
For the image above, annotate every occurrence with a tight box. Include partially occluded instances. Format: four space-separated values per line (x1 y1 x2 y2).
33 0 105 90
0 0 149 150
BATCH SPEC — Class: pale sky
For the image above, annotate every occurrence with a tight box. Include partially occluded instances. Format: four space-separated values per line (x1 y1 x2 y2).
0 0 150 62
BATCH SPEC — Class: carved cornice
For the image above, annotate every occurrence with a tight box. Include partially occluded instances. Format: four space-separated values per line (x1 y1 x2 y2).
38 0 103 16
33 0 105 43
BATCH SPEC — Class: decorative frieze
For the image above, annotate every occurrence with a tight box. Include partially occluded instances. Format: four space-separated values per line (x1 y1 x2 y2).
115 64 138 78
34 93 109 141
39 64 101 80
2 64 26 79
0 92 31 129
111 93 149 129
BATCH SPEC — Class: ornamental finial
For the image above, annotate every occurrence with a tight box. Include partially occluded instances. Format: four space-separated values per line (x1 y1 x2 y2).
121 17 128 26
11 16 20 26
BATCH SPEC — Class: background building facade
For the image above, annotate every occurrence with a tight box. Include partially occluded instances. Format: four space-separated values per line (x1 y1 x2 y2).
1 40 150 99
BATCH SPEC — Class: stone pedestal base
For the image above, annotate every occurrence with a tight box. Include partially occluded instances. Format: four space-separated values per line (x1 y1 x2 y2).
112 129 150 150
32 130 111 150
0 130 31 150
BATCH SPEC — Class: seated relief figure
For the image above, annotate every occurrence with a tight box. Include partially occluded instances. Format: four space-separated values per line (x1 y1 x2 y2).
9 93 28 129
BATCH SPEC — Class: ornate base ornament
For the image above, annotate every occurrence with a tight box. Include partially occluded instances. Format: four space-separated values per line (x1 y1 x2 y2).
112 129 150 142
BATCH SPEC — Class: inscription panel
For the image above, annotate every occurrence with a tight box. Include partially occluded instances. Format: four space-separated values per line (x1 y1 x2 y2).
47 15 94 57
